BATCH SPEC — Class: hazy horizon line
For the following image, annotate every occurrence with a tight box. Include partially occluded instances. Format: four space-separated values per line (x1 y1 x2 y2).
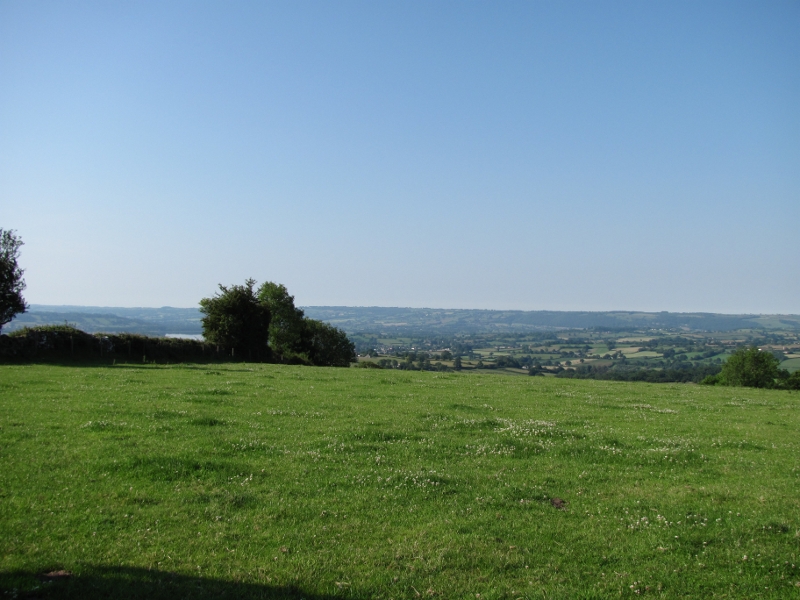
24 303 800 317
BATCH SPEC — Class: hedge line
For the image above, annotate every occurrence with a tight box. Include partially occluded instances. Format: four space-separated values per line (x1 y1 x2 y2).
553 362 722 384
0 325 246 364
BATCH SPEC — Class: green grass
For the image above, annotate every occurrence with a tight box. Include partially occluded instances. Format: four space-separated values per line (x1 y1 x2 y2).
781 358 800 373
1 363 799 599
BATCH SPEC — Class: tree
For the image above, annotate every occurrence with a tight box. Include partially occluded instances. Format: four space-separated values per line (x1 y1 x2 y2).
303 318 355 367
0 229 27 332
718 346 781 388
784 370 800 391
199 279 271 359
257 281 307 361
200 279 354 367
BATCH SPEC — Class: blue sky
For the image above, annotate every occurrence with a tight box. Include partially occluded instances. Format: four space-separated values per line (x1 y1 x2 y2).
1 1 798 312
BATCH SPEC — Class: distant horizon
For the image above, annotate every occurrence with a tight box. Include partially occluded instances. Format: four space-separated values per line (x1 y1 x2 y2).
24 303 800 318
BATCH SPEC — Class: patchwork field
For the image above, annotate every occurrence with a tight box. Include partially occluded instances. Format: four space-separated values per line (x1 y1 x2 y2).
1 364 799 598
353 327 800 382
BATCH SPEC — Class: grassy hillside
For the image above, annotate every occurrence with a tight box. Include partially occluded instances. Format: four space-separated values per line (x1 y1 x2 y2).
1 364 799 598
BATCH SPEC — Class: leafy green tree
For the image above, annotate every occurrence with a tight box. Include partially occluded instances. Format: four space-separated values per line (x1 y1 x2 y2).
718 346 781 388
200 279 354 367
257 282 307 361
0 229 27 332
783 370 800 391
199 279 271 359
303 319 355 367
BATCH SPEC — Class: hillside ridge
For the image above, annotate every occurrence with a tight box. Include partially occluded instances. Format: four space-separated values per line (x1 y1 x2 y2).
5 304 799 336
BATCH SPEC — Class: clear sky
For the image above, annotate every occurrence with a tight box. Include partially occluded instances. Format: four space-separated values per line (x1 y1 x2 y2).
1 1 798 313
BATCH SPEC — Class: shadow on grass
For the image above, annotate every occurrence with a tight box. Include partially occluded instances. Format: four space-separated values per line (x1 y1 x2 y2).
1 566 365 599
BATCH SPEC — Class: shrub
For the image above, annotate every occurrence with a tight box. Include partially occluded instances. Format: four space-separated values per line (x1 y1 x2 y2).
782 370 800 391
0 326 216 363
718 346 781 389
303 319 356 367
353 361 383 369
199 279 271 360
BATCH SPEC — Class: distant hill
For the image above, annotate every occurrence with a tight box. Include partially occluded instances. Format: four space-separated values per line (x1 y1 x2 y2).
6 305 798 337
5 305 203 336
301 307 800 334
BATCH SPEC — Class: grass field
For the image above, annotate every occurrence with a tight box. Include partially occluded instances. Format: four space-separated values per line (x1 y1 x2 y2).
1 363 799 599
781 358 800 373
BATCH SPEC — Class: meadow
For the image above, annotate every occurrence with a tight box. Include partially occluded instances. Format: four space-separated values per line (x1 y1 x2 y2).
1 363 799 598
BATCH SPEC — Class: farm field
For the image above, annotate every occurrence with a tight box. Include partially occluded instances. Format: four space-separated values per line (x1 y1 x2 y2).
1 363 799 598
354 328 800 380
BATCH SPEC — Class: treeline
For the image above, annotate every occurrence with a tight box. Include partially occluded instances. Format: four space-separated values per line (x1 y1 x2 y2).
198 280 355 367
0 280 357 368
701 346 800 390
0 325 212 363
552 363 722 384
553 347 800 389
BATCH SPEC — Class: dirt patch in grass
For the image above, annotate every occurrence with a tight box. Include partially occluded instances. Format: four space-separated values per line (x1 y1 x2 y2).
38 570 72 580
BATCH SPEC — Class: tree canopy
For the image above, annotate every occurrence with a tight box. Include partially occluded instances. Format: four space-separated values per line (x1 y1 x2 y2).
0 229 27 332
199 279 271 360
200 279 354 367
716 346 783 388
304 318 356 367
257 281 307 361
